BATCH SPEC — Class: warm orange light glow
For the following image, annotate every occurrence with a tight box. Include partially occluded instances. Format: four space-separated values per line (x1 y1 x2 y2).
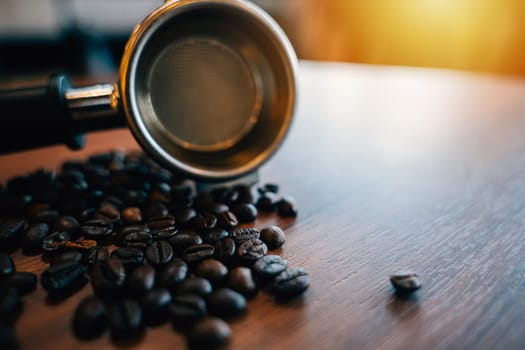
290 0 525 76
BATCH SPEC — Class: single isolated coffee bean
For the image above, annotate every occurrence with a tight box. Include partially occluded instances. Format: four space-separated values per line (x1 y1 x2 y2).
0 253 15 280
186 317 231 350
227 267 257 299
253 255 288 279
146 241 173 267
41 262 87 295
72 295 108 339
237 238 268 265
207 288 247 319
193 259 228 285
276 196 298 217
127 264 156 296
272 268 310 299
108 299 143 341
259 226 285 250
141 288 172 326
4 272 37 296
389 270 422 293
170 294 207 326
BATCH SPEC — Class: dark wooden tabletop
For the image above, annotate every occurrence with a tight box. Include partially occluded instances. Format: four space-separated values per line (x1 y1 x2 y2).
3 60 525 350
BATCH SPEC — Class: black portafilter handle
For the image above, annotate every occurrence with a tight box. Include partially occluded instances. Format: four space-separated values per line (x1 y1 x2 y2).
0 73 127 154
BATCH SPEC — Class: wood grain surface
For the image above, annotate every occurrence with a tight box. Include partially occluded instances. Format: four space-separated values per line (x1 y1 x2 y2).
3 61 525 350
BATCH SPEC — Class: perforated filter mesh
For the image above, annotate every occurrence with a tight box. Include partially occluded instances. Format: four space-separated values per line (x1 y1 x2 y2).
148 37 260 152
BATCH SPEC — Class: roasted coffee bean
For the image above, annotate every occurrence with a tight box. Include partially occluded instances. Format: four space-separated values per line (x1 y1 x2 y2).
192 192 214 212
227 267 257 299
50 250 84 267
214 238 236 264
122 231 153 248
389 270 422 293
201 228 229 245
186 317 231 350
207 288 246 319
128 264 155 296
78 208 96 222
272 268 310 299
0 321 18 350
53 215 80 234
260 226 285 250
142 201 169 219
41 231 71 252
205 202 229 214
72 295 108 339
151 226 178 241
173 207 197 227
108 299 143 341
276 196 298 217
215 210 238 228
146 241 173 267
182 244 215 264
0 253 15 280
234 184 255 204
168 230 202 254
230 227 260 243
29 209 60 225
0 217 24 244
22 222 50 253
194 259 228 285
0 287 21 321
4 272 37 296
253 255 288 278
114 224 150 246
121 207 142 224
93 203 121 224
111 247 144 268
86 246 110 266
158 259 188 291
148 214 175 230
231 203 258 223
170 294 206 326
258 183 279 194
90 257 126 296
174 277 213 297
237 238 268 265
41 262 87 295
80 219 113 240
256 192 278 211
141 288 172 326
190 212 217 232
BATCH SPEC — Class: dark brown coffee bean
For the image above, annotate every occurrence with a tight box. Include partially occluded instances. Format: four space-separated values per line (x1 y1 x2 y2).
173 207 197 227
170 294 206 326
29 209 60 225
168 230 202 254
151 226 178 241
0 287 22 321
0 217 24 244
186 317 231 350
231 203 258 223
190 212 217 232
234 184 255 204
201 228 229 245
272 268 310 299
252 255 288 278
86 246 109 266
108 299 143 341
22 223 50 253
158 259 188 291
41 262 87 295
214 238 236 264
276 196 298 217
260 226 285 250
148 214 175 230
111 247 144 268
194 259 228 285
207 288 246 319
205 202 229 214
0 253 15 280
53 215 80 234
127 264 155 296
256 192 278 211
258 183 279 194
4 272 37 296
141 288 172 326
146 241 173 267
72 295 108 339
389 270 422 293
142 201 169 219
80 219 113 240
51 251 84 267
174 277 212 297
215 210 238 228
182 244 215 264
121 207 142 224
227 267 257 299
41 231 71 252
90 257 126 296
230 227 260 244
237 238 268 265
94 203 121 224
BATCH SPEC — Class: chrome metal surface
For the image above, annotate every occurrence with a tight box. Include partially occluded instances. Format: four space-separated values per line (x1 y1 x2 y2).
66 84 119 120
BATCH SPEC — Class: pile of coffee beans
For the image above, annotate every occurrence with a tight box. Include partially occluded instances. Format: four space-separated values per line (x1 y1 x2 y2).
0 150 309 350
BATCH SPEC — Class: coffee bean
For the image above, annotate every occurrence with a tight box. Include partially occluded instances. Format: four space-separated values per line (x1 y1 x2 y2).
194 259 228 285
108 299 143 341
41 231 71 252
186 317 231 350
158 259 188 291
173 207 197 227
127 264 155 296
80 219 113 240
141 288 172 326
146 241 173 267
86 246 109 266
276 196 298 217
0 253 15 280
214 238 236 264
231 203 258 223
121 207 142 224
29 209 60 225
234 184 255 204
148 214 175 230
53 215 80 234
260 226 285 250
170 294 206 326
0 321 18 350
41 262 87 295
201 228 229 245
50 251 84 267
205 202 229 214
258 183 279 194
253 255 288 278
151 226 178 241
168 230 202 254
111 247 144 268
90 257 127 296
0 217 24 244
142 201 169 219
0 287 22 321
389 270 422 293
215 210 238 229
237 238 268 265
271 268 310 299
256 192 278 211
22 223 50 253
72 295 108 339
174 277 213 297
182 244 215 264
95 204 122 225
227 267 257 299
207 288 246 319
4 272 37 295
230 227 260 244
190 212 217 232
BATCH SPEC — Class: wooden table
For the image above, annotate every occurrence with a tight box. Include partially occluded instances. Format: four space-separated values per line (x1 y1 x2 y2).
3 60 525 349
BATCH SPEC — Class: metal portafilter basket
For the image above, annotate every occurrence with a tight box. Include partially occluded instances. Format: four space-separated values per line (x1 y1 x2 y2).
0 0 297 183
